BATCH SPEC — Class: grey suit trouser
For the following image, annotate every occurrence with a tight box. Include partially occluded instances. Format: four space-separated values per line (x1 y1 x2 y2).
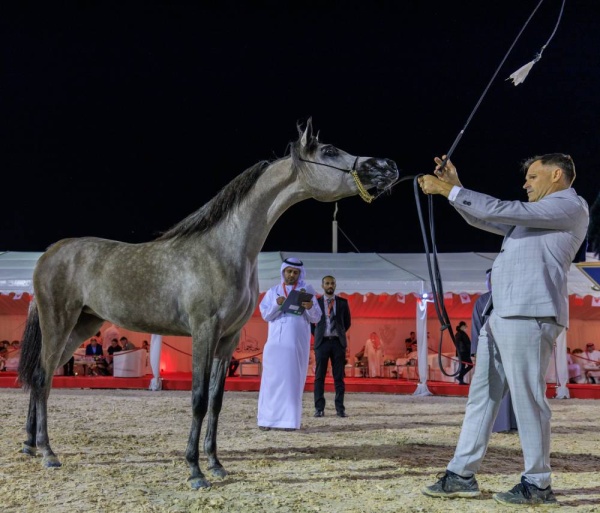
447 311 562 489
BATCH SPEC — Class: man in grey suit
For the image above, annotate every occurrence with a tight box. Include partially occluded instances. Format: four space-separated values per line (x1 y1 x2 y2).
418 153 589 506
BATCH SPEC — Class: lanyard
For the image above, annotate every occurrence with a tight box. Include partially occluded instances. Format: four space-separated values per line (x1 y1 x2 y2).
281 282 297 298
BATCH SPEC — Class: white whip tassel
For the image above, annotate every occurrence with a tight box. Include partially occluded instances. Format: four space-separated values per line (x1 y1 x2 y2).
507 58 538 86
506 0 566 86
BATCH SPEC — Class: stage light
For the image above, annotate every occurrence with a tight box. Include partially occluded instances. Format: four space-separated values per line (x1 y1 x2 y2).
420 292 435 303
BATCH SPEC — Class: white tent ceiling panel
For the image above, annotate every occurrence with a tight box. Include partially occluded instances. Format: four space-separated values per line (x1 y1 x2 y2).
0 251 43 294
279 251 425 295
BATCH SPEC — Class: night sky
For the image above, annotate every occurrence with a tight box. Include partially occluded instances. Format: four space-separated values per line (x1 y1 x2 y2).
2 1 598 255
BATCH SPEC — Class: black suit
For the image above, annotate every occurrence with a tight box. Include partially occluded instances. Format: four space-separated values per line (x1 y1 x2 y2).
312 295 351 414
454 330 473 384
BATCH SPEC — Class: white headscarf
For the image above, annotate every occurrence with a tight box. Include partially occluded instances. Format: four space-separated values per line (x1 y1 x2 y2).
280 257 307 288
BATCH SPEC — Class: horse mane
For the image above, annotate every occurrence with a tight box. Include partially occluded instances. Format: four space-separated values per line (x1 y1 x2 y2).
156 161 270 241
156 121 318 241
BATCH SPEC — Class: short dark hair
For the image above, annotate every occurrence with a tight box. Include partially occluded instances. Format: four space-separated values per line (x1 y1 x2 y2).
522 153 575 184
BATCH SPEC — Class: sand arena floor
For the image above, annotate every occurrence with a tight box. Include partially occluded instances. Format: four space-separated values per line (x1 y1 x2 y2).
1 388 599 513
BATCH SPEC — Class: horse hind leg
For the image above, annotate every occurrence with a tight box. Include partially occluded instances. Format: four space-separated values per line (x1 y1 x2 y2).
25 370 61 467
22 391 38 457
18 301 61 466
36 317 83 467
36 376 62 467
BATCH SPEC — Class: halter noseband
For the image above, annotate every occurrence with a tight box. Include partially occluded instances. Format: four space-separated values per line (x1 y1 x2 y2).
298 155 375 203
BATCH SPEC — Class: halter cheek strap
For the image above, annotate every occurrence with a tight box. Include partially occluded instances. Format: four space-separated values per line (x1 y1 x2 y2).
298 155 375 203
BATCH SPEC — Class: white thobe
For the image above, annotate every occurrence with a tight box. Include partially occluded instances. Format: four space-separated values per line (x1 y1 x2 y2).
364 339 384 378
257 283 322 429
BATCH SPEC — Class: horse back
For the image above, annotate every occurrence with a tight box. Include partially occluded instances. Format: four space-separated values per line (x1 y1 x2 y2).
33 237 259 336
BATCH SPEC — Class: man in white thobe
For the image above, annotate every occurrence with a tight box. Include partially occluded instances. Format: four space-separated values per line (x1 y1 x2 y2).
257 257 322 430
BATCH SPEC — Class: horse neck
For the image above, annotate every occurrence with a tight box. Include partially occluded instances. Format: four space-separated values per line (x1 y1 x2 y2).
221 158 308 256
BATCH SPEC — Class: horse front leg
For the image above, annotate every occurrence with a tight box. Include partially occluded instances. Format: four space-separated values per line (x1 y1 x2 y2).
186 371 211 489
186 326 216 490
205 357 229 478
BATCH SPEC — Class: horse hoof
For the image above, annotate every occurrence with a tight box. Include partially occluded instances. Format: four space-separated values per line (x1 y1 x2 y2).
21 444 37 457
43 455 62 468
188 477 211 490
209 466 228 479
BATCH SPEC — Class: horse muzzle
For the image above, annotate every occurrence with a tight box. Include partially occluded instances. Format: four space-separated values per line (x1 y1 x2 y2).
358 158 400 192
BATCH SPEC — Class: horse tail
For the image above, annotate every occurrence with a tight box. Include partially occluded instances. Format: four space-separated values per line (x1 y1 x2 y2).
17 299 44 389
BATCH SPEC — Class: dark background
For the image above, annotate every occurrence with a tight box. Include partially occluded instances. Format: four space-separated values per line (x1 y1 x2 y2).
2 1 598 254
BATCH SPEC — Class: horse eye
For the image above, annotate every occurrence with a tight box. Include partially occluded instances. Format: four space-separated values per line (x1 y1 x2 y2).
321 145 339 158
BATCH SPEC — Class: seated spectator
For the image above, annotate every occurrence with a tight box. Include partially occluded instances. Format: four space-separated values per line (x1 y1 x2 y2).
119 336 136 351
402 344 436 363
571 348 584 364
583 342 600 384
105 338 123 374
0 346 8 371
141 340 150 352
85 338 108 375
566 347 584 384
404 331 417 355
86 338 104 356
3 343 21 372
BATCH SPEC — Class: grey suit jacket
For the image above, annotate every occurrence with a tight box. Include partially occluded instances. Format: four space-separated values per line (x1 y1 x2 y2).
451 187 589 327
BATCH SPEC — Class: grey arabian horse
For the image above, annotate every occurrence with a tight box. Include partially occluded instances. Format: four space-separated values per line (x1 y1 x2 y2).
18 119 398 489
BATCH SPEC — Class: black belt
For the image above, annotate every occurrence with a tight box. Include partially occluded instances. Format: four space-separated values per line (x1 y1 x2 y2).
323 336 339 341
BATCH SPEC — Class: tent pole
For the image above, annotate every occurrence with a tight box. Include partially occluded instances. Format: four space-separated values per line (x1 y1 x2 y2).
414 287 432 396
149 334 163 391
332 202 339 253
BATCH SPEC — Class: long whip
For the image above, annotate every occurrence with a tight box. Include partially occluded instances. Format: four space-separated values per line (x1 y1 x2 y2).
418 0 567 376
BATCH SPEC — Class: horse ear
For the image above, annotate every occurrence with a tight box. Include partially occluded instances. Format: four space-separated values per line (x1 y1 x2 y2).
300 117 316 148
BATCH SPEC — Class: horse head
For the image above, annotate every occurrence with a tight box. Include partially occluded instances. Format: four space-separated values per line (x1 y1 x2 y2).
292 118 399 203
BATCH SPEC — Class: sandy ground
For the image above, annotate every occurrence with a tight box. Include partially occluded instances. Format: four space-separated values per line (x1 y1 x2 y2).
1 388 599 513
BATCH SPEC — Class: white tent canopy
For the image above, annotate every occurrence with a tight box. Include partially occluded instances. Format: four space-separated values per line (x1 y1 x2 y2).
2 250 598 298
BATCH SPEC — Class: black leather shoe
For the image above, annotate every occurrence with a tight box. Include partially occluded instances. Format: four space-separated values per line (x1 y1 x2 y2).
336 412 348 418
314 410 324 418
